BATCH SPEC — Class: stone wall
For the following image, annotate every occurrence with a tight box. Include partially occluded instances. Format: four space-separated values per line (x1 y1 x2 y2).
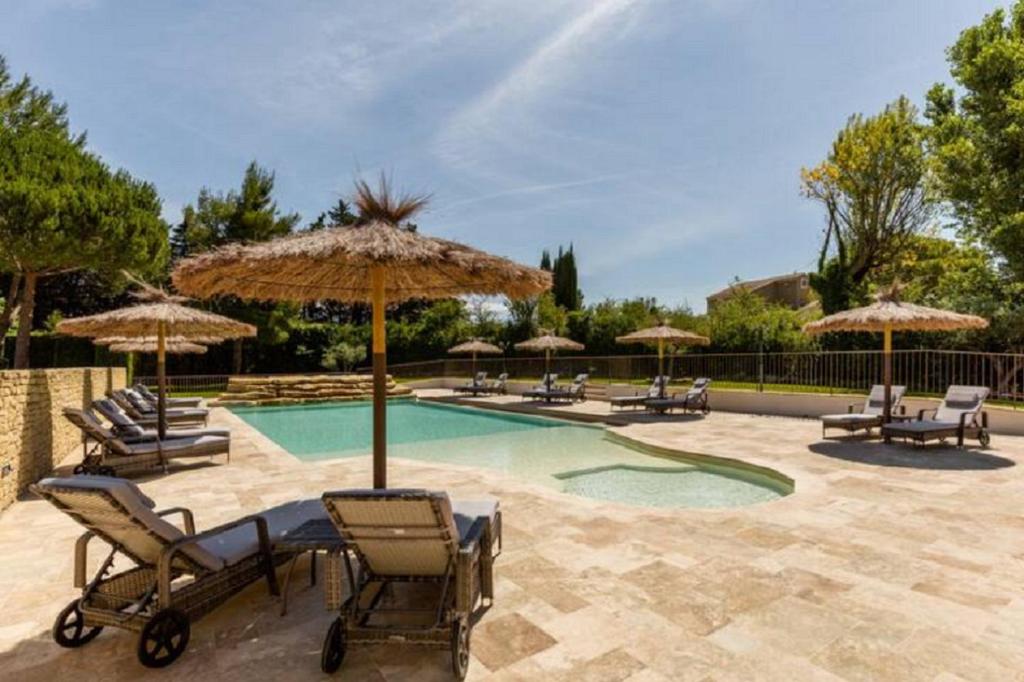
213 374 412 406
0 367 126 512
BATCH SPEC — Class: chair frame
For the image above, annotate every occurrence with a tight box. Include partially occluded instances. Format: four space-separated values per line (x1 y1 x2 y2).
320 491 495 680
31 481 288 668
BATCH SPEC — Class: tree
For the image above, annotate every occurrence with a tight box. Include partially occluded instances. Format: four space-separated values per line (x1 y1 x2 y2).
307 197 358 232
320 340 367 372
925 2 1024 280
0 120 168 367
539 250 552 271
551 244 582 310
802 97 932 313
707 288 815 352
172 162 301 372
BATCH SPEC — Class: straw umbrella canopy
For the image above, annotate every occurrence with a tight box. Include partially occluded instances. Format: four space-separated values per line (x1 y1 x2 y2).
514 331 584 388
448 339 502 377
803 284 987 422
616 323 710 398
108 339 207 354
93 334 226 346
57 283 256 438
172 177 551 488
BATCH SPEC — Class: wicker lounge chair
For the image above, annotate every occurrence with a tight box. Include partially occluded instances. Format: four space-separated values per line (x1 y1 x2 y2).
547 373 589 403
64 408 230 475
134 383 203 408
820 385 906 438
453 372 488 394
32 476 323 668
319 489 499 679
521 373 558 401
112 389 209 426
93 398 229 442
882 385 991 447
610 376 669 411
645 377 712 415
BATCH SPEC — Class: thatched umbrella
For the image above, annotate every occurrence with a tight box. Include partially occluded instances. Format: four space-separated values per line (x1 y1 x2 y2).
448 339 502 377
803 284 987 422
616 323 710 398
514 331 584 389
172 176 551 488
57 284 255 438
93 334 226 347
108 339 207 354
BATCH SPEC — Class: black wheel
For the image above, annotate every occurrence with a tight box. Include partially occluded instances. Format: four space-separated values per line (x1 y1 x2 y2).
979 430 991 447
72 464 86 475
450 618 470 680
53 599 103 648
137 609 190 668
321 617 346 674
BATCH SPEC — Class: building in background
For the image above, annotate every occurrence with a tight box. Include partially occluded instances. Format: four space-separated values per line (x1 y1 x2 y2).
706 272 812 311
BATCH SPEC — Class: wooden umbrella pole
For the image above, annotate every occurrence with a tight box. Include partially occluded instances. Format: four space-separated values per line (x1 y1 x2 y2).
371 266 387 489
545 349 551 389
658 339 665 398
157 321 167 440
472 351 477 378
883 322 893 424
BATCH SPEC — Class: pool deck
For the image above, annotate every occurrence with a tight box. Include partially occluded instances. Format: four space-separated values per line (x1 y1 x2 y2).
1 393 1023 680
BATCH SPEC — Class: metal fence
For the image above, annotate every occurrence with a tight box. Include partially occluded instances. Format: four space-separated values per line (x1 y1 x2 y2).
134 374 231 394
375 350 1024 405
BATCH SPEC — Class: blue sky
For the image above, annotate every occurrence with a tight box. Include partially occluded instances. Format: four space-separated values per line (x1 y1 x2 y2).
0 0 1003 311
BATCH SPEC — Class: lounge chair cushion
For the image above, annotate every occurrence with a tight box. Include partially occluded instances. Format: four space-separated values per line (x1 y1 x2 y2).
820 413 882 426
196 498 327 566
883 420 961 435
110 434 229 456
451 498 499 540
34 476 225 572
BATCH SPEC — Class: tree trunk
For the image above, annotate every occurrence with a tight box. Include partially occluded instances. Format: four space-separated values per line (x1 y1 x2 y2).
233 338 243 374
13 272 37 369
0 273 22 366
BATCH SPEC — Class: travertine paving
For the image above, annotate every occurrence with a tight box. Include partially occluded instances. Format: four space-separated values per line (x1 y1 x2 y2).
1 396 1023 681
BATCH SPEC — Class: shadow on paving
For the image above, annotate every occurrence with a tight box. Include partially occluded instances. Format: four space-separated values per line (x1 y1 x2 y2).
809 440 1016 470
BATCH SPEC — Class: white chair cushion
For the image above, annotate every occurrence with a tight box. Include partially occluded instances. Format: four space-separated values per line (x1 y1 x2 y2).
451 499 499 541
196 498 327 566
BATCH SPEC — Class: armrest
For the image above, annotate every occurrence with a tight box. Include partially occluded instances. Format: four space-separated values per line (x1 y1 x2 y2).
917 407 937 421
958 410 981 430
157 514 271 608
847 404 857 414
456 518 485 613
74 531 98 588
156 506 196 534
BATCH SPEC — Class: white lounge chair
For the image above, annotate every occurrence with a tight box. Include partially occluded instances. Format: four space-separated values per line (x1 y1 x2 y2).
646 377 712 414
882 385 991 447
820 385 906 438
610 376 669 411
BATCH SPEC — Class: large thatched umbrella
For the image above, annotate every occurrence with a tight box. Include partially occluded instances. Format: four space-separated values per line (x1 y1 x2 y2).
803 285 987 422
514 331 584 389
448 339 502 377
616 323 710 398
57 285 255 438
172 177 551 488
94 334 226 346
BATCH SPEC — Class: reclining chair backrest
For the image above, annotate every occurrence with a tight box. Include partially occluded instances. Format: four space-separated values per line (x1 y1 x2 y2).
32 476 223 572
64 407 117 443
134 383 159 402
322 489 459 578
473 371 487 385
541 373 558 389
935 385 989 423
123 388 156 414
570 374 589 393
646 376 669 398
863 385 906 416
688 378 711 397
93 399 148 439
494 372 508 385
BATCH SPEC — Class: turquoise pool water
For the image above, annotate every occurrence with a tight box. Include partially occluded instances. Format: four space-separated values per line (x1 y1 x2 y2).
230 400 790 508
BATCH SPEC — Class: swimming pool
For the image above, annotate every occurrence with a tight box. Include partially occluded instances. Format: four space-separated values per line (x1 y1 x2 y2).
230 400 791 508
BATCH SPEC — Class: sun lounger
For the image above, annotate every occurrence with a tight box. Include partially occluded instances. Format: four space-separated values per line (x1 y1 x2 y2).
134 383 203 408
453 372 488 394
610 376 669 411
113 389 209 426
546 373 589 403
820 385 906 438
93 398 229 442
459 372 509 396
318 489 498 679
32 476 323 668
521 373 558 401
882 385 991 447
64 407 230 475
645 377 712 414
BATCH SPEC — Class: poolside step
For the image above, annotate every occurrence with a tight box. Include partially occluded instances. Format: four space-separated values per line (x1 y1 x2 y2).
210 374 412 406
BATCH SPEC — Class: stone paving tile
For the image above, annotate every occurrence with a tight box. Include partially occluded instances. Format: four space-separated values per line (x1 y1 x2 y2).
1 396 1023 680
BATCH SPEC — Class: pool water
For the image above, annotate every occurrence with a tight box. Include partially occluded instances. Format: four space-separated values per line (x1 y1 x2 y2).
230 400 790 508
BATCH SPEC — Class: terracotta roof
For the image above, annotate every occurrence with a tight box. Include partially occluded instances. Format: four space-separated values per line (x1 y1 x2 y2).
707 272 808 302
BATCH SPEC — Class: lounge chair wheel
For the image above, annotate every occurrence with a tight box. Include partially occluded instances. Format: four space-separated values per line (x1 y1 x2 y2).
450 618 470 680
72 464 86 475
53 599 103 648
137 609 190 668
979 430 991 447
321 617 346 674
